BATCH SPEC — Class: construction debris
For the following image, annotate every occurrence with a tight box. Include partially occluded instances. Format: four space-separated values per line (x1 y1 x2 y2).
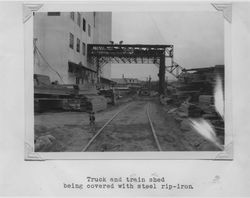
163 65 225 144
34 74 107 113
35 134 56 151
77 84 107 112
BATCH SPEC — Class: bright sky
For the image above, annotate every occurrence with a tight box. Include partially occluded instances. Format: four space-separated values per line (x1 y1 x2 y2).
111 11 224 81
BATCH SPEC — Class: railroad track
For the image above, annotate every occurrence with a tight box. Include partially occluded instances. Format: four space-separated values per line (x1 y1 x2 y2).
81 102 163 152
146 103 162 151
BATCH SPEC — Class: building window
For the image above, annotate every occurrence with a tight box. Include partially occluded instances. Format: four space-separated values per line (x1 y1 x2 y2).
88 24 91 37
82 42 86 55
69 33 74 49
70 12 74 21
93 12 96 27
77 12 81 26
82 18 86 32
76 38 80 52
47 12 60 16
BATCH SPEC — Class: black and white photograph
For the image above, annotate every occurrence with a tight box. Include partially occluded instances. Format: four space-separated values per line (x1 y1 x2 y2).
32 10 226 153
1 1 250 197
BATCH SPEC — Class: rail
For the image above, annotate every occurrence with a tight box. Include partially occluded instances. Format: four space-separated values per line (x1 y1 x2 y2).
81 103 131 152
146 103 162 151
82 102 163 152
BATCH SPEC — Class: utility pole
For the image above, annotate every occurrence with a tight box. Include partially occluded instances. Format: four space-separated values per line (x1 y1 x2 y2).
96 56 100 85
158 54 166 95
148 75 151 94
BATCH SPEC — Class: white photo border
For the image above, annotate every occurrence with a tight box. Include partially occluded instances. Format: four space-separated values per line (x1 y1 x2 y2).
24 1 233 160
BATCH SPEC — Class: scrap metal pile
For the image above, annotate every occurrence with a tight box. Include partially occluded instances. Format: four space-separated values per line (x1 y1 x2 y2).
162 65 225 145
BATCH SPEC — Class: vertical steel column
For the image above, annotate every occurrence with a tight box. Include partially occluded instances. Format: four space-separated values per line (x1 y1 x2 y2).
158 54 166 95
96 56 100 84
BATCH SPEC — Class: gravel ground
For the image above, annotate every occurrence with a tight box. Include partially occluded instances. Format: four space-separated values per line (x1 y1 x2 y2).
35 97 220 152
148 101 220 151
87 101 158 152
34 100 133 152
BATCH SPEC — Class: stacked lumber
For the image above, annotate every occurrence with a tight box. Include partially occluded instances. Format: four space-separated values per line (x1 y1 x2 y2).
198 95 214 114
78 84 98 95
78 84 107 112
34 74 73 96
85 95 107 112
62 99 81 111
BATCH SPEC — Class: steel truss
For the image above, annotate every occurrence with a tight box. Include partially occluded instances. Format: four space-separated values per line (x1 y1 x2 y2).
87 44 186 94
87 44 185 79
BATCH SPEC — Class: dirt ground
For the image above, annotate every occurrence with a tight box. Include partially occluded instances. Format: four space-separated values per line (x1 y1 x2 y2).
87 101 158 151
148 102 219 151
35 97 220 152
34 99 133 152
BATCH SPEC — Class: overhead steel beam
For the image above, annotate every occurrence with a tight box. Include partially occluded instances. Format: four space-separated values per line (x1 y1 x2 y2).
87 43 186 91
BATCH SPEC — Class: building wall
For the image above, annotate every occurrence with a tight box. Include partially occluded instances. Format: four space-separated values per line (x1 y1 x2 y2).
34 12 69 84
34 12 111 84
93 12 112 79
66 12 94 84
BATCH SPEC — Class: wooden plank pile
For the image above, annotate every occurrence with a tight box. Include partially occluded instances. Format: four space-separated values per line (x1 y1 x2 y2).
78 84 107 112
165 65 225 143
34 74 74 96
84 95 107 112
34 74 107 112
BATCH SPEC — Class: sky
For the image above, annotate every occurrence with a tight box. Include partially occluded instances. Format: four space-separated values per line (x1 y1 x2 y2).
111 11 224 81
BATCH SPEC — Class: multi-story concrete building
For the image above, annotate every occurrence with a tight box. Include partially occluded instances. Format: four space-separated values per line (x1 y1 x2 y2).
33 12 112 85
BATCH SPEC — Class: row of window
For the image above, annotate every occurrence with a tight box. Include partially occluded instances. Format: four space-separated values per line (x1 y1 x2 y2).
47 12 60 16
69 33 86 55
47 12 91 37
70 12 91 37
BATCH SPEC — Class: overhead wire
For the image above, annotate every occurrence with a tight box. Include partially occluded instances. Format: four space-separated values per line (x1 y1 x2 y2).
147 12 185 78
147 12 166 44
34 45 65 84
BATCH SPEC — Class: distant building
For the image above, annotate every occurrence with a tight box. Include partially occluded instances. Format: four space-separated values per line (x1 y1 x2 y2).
99 77 116 90
33 12 112 85
125 78 141 89
112 78 127 88
112 77 142 89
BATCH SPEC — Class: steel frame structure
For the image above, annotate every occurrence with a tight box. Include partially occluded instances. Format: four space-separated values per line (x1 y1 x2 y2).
87 44 185 94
